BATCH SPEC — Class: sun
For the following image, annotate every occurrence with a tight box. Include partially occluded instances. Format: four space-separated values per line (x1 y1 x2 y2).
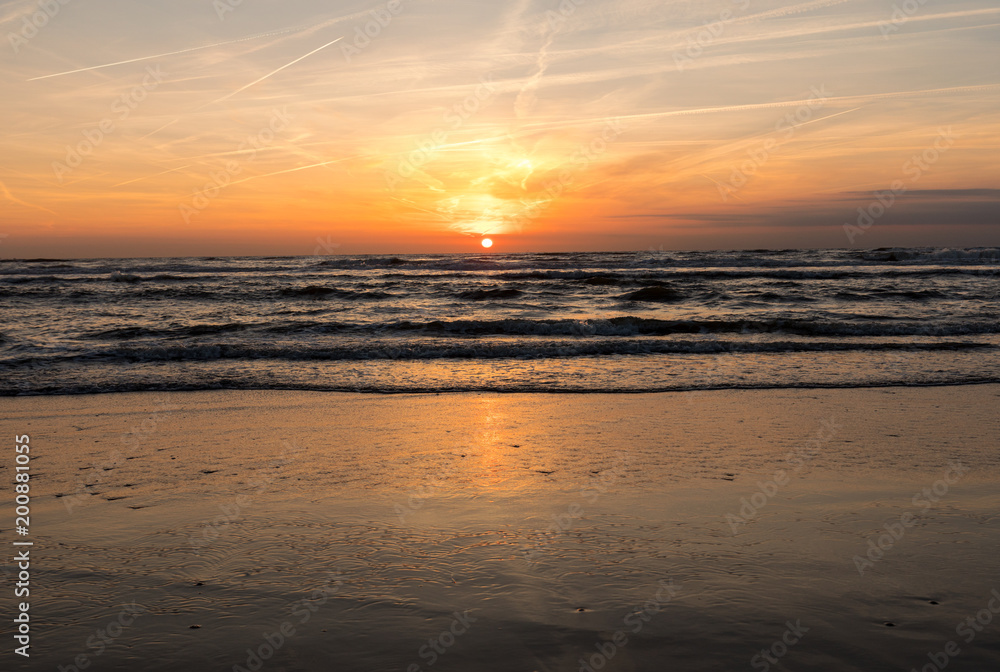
481 238 493 248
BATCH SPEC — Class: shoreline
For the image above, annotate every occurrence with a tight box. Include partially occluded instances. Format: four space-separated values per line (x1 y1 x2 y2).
5 378 1000 398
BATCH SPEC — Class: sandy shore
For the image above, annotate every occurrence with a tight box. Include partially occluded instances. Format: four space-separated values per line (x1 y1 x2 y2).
2 386 999 671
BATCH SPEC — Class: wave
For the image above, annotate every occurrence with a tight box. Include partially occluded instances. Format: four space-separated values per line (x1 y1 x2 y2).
582 275 621 285
110 271 142 283
0 275 72 284
859 247 1000 263
378 317 1000 337
86 323 249 339
151 274 199 281
0 274 992 307
73 316 1000 339
2 261 997 294
4 339 992 369
1 248 997 279
621 285 684 302
457 288 523 300
747 292 817 303
499 267 999 282
278 286 393 300
4 376 999 397
834 289 946 301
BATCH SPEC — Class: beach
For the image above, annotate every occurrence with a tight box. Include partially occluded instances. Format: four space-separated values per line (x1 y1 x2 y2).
4 385 999 671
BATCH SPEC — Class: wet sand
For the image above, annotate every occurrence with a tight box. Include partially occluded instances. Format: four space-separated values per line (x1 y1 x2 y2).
2 386 1000 671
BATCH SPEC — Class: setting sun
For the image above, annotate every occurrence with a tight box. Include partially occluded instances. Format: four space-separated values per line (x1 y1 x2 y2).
481 238 493 248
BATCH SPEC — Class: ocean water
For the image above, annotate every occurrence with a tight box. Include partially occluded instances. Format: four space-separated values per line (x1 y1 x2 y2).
2 247 999 395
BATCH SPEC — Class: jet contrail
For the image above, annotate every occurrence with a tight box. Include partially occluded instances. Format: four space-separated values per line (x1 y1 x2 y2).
0 180 56 215
189 154 357 196
731 0 853 25
138 118 180 141
513 82 1000 133
114 164 192 188
26 27 302 81
208 37 343 105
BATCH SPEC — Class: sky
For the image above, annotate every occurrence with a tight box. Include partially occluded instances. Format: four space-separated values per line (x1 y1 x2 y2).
0 0 998 257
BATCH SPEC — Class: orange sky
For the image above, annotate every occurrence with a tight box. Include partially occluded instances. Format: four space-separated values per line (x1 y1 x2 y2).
1 0 998 257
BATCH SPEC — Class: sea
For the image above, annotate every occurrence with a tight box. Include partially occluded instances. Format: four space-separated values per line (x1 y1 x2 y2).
2 247 999 396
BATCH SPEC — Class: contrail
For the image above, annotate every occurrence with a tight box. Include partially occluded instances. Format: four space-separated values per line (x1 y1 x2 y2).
514 29 556 120
515 83 1000 133
189 155 357 196
138 118 180 141
651 108 863 187
208 37 343 105
700 173 746 201
0 180 56 215
114 165 192 188
731 0 853 25
26 28 301 81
